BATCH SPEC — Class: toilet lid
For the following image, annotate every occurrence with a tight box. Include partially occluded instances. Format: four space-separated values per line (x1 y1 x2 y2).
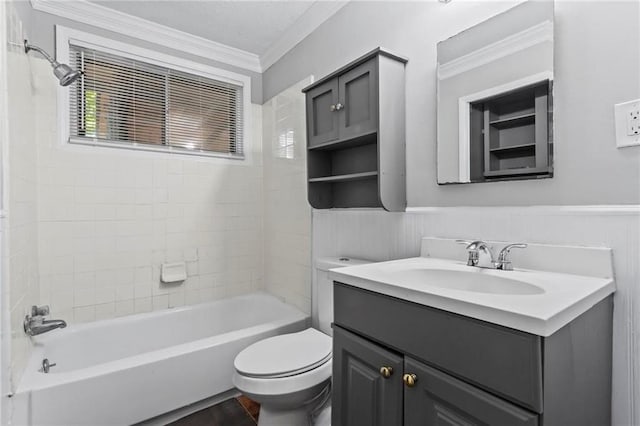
235 328 332 378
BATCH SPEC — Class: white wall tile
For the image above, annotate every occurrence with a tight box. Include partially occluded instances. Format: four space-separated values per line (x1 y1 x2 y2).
23 57 266 330
4 49 41 389
261 78 312 314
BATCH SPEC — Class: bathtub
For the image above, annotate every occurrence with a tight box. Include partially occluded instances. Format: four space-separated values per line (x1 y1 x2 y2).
14 292 308 426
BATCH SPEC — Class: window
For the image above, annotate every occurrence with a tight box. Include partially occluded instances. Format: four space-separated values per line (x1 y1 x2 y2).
58 27 250 159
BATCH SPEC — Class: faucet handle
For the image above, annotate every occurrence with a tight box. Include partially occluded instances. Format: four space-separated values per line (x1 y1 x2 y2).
30 305 50 317
456 240 478 266
497 243 527 270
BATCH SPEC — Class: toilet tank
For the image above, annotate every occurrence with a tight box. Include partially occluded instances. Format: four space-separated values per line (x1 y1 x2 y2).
313 257 371 336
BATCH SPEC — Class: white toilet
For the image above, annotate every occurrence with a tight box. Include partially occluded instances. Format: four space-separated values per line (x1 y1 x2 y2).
232 257 369 426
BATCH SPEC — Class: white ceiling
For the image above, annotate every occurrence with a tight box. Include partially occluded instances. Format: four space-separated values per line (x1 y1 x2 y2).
89 0 329 56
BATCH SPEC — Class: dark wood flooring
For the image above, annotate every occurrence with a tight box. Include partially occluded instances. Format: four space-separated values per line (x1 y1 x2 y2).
168 396 260 426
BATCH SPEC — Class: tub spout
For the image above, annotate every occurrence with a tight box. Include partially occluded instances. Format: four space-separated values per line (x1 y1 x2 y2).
24 305 67 336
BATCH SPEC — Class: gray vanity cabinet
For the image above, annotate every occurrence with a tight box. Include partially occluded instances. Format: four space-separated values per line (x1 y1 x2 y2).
303 48 407 211
404 358 538 426
333 326 537 426
332 326 403 426
332 283 613 426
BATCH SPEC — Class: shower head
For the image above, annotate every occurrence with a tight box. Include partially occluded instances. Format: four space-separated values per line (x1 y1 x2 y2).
24 40 82 86
52 63 82 87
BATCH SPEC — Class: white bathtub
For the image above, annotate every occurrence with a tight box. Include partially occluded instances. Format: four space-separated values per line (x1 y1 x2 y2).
14 292 308 426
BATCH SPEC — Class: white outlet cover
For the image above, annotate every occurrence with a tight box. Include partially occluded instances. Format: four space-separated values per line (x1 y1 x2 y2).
614 99 640 148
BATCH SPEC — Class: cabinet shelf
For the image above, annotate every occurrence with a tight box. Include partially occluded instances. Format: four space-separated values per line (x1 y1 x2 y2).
308 130 377 151
483 166 551 178
309 171 378 183
489 143 536 155
489 113 535 129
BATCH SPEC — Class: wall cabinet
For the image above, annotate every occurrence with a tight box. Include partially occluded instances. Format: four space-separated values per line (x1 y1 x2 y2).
332 283 613 426
469 81 553 181
303 48 407 211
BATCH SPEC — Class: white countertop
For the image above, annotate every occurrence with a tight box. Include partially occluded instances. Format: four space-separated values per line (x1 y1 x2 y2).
329 256 615 336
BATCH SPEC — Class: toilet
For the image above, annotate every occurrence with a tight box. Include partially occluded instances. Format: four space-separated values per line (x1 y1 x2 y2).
232 257 370 426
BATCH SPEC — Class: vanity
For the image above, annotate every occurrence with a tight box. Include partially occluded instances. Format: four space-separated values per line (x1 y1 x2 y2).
329 238 615 426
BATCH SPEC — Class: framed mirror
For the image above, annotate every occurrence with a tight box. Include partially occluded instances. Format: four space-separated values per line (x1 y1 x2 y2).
437 1 554 184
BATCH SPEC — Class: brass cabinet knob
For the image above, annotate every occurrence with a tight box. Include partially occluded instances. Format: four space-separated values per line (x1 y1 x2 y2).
330 104 336 112
379 366 393 378
335 102 344 111
403 373 417 387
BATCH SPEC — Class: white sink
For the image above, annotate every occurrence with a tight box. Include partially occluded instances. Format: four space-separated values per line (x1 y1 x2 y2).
329 251 615 336
391 268 545 295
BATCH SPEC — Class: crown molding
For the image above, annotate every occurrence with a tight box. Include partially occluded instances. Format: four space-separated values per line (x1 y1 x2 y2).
30 0 262 73
260 0 348 72
438 20 553 80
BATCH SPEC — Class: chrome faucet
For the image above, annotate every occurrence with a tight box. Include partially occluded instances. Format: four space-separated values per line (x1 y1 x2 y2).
457 240 527 270
24 305 67 336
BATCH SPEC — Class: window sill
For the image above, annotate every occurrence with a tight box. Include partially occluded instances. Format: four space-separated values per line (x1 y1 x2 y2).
68 137 245 161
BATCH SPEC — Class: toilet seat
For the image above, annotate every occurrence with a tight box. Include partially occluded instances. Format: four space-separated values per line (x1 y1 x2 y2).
235 328 332 378
232 356 332 402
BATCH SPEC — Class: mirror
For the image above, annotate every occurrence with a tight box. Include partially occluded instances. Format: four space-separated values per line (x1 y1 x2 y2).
437 1 554 184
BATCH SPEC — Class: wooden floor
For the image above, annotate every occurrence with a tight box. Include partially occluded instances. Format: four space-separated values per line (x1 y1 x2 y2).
168 396 260 426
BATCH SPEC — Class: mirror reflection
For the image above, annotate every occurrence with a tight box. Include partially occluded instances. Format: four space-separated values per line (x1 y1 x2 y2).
437 1 554 184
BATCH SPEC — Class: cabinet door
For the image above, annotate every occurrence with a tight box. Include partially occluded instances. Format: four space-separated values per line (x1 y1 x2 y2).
338 59 378 140
332 326 403 426
404 357 538 426
306 78 340 147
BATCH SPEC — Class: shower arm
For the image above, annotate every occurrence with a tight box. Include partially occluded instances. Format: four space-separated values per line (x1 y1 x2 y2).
24 40 58 66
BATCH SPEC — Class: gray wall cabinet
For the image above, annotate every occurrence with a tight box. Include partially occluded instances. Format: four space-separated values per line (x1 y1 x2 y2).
332 283 613 426
469 81 553 182
303 48 407 211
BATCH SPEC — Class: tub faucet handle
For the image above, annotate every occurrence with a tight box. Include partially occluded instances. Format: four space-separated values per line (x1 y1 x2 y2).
42 358 56 373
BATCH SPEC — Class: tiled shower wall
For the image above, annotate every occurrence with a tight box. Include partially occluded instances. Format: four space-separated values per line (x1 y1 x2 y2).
262 78 312 314
32 59 265 324
4 48 40 389
313 207 640 426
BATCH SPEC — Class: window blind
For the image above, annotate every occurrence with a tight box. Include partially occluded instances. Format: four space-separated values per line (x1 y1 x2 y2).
68 44 244 157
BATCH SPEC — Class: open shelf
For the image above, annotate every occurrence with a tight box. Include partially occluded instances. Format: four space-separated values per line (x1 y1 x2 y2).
483 166 551 178
309 171 378 183
309 176 381 208
489 113 536 129
308 130 377 151
489 143 536 155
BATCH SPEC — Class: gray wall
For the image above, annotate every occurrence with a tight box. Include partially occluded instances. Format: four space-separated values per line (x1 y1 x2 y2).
7 0 32 33
263 0 640 206
27 8 263 103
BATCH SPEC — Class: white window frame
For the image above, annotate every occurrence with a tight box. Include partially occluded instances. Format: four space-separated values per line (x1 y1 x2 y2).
55 25 252 161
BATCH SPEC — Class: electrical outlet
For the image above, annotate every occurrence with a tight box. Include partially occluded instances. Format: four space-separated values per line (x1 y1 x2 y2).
627 107 640 136
614 99 640 148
